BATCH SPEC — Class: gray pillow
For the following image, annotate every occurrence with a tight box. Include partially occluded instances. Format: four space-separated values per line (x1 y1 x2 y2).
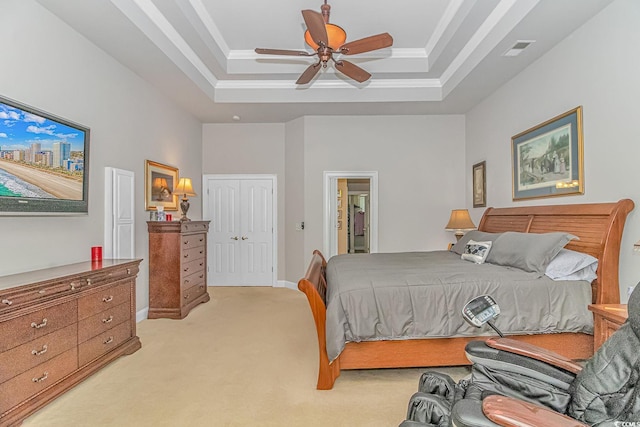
545 249 598 282
451 230 501 255
485 231 578 273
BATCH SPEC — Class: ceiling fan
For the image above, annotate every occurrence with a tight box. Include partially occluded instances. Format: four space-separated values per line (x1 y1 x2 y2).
255 1 393 84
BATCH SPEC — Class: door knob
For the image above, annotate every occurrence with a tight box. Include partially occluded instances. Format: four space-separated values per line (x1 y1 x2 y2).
241 236 249 240
230 236 239 240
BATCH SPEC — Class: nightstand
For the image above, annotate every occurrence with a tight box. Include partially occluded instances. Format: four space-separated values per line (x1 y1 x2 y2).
588 304 628 351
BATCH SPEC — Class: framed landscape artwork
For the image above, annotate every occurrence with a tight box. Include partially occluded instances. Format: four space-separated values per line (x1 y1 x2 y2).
472 161 486 208
512 106 584 201
144 160 178 211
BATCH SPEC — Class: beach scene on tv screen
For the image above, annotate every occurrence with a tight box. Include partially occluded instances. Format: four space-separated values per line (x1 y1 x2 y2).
0 100 85 201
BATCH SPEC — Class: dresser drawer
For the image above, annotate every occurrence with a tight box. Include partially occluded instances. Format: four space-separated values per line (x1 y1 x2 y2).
182 257 205 276
77 282 131 320
182 246 205 262
181 222 209 233
181 233 206 250
183 283 207 307
182 269 205 291
0 300 77 353
0 281 79 313
78 321 132 366
78 301 131 344
0 323 77 384
0 347 77 415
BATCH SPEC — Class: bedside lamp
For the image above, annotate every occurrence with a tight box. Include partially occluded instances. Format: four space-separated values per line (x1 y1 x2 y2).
174 178 196 222
445 209 476 241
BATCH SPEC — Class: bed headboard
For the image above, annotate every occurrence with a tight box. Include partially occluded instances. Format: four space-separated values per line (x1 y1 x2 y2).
477 199 634 304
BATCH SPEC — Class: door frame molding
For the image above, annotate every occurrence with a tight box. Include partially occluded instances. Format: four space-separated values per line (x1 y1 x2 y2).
323 171 378 258
202 174 278 286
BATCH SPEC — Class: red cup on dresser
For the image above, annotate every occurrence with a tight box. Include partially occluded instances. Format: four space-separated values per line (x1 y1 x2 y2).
166 213 172 221
91 246 103 262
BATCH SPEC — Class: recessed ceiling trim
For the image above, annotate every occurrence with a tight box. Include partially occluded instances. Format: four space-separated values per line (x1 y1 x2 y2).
110 0 218 97
214 79 443 103
178 0 230 69
424 0 476 68
439 0 540 98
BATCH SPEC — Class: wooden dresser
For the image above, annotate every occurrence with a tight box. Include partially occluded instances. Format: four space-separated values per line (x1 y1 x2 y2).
588 303 628 351
0 259 142 426
147 221 210 319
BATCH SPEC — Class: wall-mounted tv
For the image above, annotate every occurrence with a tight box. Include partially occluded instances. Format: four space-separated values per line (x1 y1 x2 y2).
0 95 89 215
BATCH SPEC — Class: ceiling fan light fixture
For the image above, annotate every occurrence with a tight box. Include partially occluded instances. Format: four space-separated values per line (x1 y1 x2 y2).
304 24 346 50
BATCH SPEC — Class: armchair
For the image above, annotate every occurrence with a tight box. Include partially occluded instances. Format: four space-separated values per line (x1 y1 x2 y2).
400 284 640 426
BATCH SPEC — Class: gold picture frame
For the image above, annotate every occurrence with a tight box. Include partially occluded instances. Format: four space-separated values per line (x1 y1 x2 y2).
472 161 486 208
145 160 179 211
512 106 584 201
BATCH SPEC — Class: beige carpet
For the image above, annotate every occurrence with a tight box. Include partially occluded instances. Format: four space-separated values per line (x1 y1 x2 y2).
23 287 469 427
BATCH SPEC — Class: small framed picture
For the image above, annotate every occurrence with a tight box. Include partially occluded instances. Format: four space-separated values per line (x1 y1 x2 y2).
145 160 179 211
472 161 486 208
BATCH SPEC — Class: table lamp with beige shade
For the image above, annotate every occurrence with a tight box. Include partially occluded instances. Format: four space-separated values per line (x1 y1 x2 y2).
174 177 196 221
445 209 476 241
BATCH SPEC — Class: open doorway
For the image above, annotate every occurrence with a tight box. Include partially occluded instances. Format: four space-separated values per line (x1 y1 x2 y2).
337 179 370 254
323 171 378 258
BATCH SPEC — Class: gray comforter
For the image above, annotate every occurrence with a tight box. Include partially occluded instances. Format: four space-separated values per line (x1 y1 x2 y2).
325 251 593 362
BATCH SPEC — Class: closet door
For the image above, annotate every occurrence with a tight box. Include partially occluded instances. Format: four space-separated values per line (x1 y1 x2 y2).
204 176 275 286
208 179 241 285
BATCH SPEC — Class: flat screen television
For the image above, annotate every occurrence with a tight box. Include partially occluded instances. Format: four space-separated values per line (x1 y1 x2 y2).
0 95 89 215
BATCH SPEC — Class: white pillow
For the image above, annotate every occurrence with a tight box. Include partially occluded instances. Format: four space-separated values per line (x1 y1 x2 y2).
545 249 598 282
461 240 492 264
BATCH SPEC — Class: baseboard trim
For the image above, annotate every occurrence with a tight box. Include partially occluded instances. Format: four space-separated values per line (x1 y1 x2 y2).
280 280 297 290
136 307 149 323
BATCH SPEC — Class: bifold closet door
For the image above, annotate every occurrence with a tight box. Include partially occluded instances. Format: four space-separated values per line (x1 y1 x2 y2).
206 178 274 286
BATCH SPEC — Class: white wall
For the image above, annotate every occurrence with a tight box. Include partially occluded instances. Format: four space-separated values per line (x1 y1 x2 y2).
284 118 306 282
202 123 286 278
303 115 466 261
0 0 202 312
466 0 640 301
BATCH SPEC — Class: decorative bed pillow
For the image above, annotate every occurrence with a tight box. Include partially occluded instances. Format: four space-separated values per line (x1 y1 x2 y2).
461 240 493 264
545 249 598 282
485 231 577 273
451 231 501 255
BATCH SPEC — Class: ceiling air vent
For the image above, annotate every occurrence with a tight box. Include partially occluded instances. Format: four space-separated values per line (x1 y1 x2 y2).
503 40 535 57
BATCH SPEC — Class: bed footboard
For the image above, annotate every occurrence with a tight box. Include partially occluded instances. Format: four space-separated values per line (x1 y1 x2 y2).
297 250 341 389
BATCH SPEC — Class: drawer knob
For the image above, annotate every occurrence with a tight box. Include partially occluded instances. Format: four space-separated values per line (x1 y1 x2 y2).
104 336 114 345
103 295 114 303
102 315 114 324
127 268 131 275
86 278 92 285
184 253 189 258
38 289 46 294
184 293 190 300
32 372 49 383
1 298 12 306
199 238 204 242
31 318 48 329
70 282 76 290
183 240 189 245
183 267 189 272
32 345 48 356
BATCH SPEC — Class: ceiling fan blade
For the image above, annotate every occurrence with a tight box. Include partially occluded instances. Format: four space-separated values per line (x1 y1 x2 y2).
296 62 322 85
339 33 393 55
334 60 371 83
302 10 328 47
255 48 315 57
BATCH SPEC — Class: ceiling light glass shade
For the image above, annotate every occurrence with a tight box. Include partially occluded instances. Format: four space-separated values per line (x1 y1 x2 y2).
174 178 196 197
304 24 347 50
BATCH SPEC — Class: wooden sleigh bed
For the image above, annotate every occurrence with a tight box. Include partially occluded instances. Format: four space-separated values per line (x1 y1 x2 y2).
298 199 634 389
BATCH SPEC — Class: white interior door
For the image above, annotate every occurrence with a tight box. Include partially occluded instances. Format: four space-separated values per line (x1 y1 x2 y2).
104 167 134 259
204 175 276 286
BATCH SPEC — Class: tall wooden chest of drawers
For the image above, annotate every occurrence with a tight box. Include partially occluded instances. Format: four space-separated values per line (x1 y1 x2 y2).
147 221 210 319
0 259 142 426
